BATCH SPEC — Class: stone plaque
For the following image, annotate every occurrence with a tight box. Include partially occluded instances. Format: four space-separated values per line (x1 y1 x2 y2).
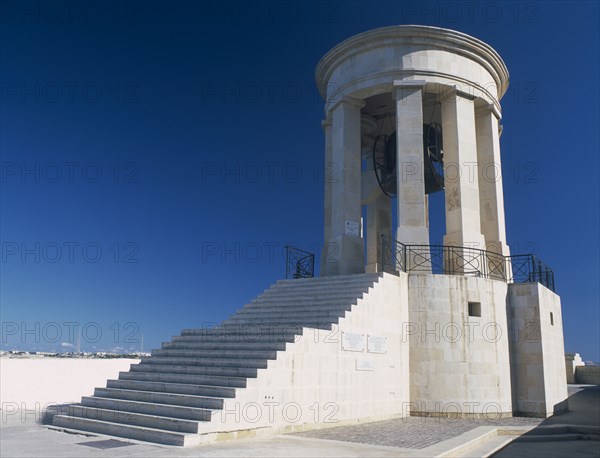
341 332 365 352
367 335 387 354
356 358 375 371
345 220 359 237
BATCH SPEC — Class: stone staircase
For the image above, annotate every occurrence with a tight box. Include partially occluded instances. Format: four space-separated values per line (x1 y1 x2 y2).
52 273 382 446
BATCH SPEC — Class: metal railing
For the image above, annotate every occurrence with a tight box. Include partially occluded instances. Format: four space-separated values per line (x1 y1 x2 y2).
509 254 555 292
381 235 555 291
285 246 315 279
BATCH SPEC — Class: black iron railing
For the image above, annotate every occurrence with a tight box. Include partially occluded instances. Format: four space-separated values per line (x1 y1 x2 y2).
509 254 555 291
381 235 555 291
285 246 315 279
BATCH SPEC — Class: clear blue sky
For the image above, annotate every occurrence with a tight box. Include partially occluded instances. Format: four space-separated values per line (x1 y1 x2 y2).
1 1 598 361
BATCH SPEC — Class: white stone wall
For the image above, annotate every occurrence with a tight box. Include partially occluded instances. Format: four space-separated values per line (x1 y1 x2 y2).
191 273 569 441
202 272 410 436
575 366 600 385
565 353 584 384
508 283 568 417
0 358 139 412
406 274 513 416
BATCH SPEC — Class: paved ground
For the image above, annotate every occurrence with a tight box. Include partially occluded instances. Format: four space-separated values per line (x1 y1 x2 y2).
293 415 540 449
1 385 598 457
294 385 599 454
492 384 600 458
0 418 404 458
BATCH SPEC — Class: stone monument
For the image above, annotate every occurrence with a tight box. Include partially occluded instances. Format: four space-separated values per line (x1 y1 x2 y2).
54 25 568 446
317 25 510 275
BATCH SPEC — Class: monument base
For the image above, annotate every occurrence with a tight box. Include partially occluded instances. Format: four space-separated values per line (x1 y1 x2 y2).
54 272 568 445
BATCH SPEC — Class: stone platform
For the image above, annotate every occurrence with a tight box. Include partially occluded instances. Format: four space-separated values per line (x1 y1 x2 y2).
3 386 598 457
52 273 411 445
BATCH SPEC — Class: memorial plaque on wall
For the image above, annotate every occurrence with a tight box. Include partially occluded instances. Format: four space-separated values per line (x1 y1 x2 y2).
367 335 387 354
356 358 375 371
341 332 365 352
344 220 360 237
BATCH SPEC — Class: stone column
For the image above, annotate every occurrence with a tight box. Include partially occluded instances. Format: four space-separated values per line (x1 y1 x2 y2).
321 117 333 250
476 104 511 280
441 88 486 273
365 194 392 273
394 81 430 245
394 81 430 273
321 96 365 276
476 104 510 256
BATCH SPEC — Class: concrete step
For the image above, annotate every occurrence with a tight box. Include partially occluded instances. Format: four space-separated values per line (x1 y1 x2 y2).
130 363 258 378
227 311 343 322
47 275 385 445
180 323 332 336
271 282 378 292
514 433 600 442
63 405 200 433
251 292 354 302
107 379 236 398
53 415 189 446
94 387 224 410
223 317 340 326
223 319 339 328
253 292 366 304
216 322 334 331
140 356 269 369
511 425 600 436
81 396 212 421
251 290 367 303
274 273 380 287
119 371 247 388
186 322 336 333
234 308 350 320
262 290 370 301
180 325 305 336
161 341 288 351
172 333 298 343
456 435 515 457
233 304 351 315
150 348 278 360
